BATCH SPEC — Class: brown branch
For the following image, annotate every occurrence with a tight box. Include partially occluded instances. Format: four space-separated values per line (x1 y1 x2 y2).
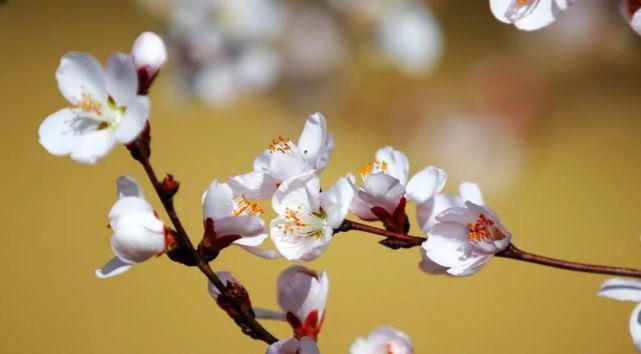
338 219 641 278
129 140 278 345
495 243 641 278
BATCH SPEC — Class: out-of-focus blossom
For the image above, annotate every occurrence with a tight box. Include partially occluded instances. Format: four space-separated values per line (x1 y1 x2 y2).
270 173 353 262
598 278 641 352
621 0 641 35
207 271 242 299
411 115 523 196
229 113 334 200
350 146 447 223
278 266 329 340
421 201 511 276
266 337 320 354
96 177 168 278
39 51 149 164
490 0 575 31
201 180 277 259
282 5 346 81
376 1 442 76
350 326 413 354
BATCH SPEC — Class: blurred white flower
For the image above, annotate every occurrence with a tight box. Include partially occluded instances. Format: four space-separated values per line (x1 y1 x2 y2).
229 113 334 200
350 146 447 222
282 5 346 81
376 1 442 76
39 51 149 164
202 180 277 259
421 201 511 276
490 0 575 31
621 0 641 35
278 266 329 339
598 278 641 353
350 326 413 354
96 177 167 278
267 337 320 354
270 173 353 262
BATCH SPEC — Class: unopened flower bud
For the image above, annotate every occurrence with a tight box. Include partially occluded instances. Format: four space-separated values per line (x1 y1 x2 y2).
131 32 167 94
160 174 180 199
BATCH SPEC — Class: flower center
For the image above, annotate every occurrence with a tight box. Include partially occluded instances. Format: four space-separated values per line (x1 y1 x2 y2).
75 94 125 130
467 214 505 243
268 136 296 155
516 0 529 4
232 195 264 216
360 159 388 181
276 206 327 239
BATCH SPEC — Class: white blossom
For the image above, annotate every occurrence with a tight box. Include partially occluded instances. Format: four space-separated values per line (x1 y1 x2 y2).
202 180 277 259
131 31 168 78
96 177 167 278
229 113 334 200
350 146 447 222
421 201 511 276
39 50 150 164
621 0 641 36
270 172 353 262
277 266 328 339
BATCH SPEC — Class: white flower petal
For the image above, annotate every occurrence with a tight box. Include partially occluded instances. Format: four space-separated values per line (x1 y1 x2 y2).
446 255 492 277
237 245 279 259
39 109 93 156
228 171 279 200
271 217 332 262
418 248 448 275
598 278 641 302
116 176 144 199
405 166 447 204
110 212 165 264
56 52 107 105
95 257 133 279
416 194 462 233
254 150 273 171
459 182 484 206
297 112 328 169
359 173 405 214
375 146 410 185
215 215 267 242
109 196 154 220
268 147 308 182
490 0 574 31
113 95 149 144
277 267 328 322
631 8 641 35
272 173 320 214
630 303 641 352
422 222 471 268
69 128 117 164
319 176 354 228
202 180 234 220
105 52 138 106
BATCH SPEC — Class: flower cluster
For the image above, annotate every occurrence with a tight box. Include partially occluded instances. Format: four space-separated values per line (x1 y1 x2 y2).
39 30 641 353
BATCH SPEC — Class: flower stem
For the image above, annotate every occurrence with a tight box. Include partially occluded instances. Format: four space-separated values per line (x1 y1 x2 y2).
338 219 641 278
130 140 278 344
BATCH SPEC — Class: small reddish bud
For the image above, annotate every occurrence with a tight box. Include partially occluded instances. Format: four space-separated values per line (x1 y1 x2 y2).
160 174 180 199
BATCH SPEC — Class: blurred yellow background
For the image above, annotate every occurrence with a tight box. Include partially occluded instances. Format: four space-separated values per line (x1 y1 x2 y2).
2 0 641 353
